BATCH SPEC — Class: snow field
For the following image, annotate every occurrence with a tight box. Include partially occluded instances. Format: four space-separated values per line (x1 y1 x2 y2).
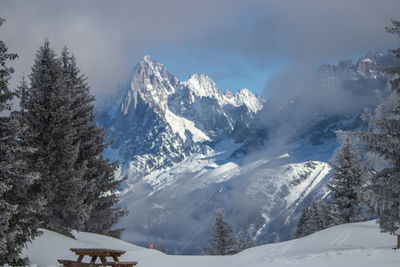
22 220 400 267
165 110 210 142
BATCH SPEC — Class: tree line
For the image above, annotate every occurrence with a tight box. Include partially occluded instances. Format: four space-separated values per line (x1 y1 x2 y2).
0 19 126 264
295 20 400 244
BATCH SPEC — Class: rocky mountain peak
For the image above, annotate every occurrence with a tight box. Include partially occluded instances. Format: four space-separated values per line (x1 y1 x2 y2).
337 59 354 71
315 52 395 82
106 55 267 175
183 73 221 99
224 89 233 99
318 63 335 73
120 56 178 116
235 88 263 113
355 56 378 77
143 54 157 64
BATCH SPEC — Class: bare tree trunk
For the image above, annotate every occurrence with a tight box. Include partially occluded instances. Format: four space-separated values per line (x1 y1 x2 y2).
397 235 400 249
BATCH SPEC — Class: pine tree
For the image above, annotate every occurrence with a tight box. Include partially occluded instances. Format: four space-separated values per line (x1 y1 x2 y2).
328 135 367 224
295 200 334 238
202 211 236 255
235 229 254 252
304 202 323 235
24 40 88 235
59 47 126 237
295 206 311 238
354 20 400 236
156 239 168 254
16 76 28 113
0 18 41 264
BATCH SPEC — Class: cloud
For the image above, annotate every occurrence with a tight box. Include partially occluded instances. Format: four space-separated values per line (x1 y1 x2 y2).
197 0 400 64
0 0 243 98
0 0 399 103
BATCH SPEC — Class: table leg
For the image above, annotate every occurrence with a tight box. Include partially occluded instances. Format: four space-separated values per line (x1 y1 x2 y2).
90 256 97 264
112 255 119 262
100 256 107 265
77 255 84 263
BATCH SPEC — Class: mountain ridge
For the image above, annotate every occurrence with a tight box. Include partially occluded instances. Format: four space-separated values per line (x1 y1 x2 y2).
95 52 398 253
104 55 265 174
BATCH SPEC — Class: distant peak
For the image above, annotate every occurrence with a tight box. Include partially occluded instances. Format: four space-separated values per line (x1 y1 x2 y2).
234 88 263 113
187 74 217 88
142 55 158 65
184 73 220 98
143 54 153 61
189 73 211 81
137 55 172 78
237 88 252 95
225 89 233 98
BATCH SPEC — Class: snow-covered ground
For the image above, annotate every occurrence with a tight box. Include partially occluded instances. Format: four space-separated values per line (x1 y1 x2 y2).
22 220 400 267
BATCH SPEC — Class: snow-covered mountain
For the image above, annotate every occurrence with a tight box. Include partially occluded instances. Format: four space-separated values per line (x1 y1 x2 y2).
97 52 397 254
102 55 264 177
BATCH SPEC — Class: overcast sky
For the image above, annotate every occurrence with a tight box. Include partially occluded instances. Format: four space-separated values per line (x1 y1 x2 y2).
1 0 400 103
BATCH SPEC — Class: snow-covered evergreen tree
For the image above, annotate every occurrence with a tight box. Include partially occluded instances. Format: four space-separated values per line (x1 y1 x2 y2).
295 206 311 238
304 202 324 235
156 239 168 254
295 200 334 238
59 48 126 237
24 40 89 235
328 135 367 224
0 18 41 264
235 229 255 252
355 20 400 235
22 42 126 237
203 211 236 255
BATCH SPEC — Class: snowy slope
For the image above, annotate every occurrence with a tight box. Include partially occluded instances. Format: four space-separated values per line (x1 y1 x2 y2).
23 221 400 267
117 140 332 253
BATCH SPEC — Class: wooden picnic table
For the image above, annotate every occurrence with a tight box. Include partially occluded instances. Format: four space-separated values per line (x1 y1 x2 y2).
58 248 138 267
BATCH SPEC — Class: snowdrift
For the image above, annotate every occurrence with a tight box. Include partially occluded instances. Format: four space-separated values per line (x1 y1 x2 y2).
22 220 400 267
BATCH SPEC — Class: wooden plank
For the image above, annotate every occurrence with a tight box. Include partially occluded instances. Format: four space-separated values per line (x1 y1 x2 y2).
73 262 103 266
112 261 138 266
73 251 109 257
58 258 112 267
57 259 76 267
71 248 126 254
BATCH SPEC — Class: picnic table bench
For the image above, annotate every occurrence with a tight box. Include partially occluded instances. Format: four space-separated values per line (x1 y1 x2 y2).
58 248 138 267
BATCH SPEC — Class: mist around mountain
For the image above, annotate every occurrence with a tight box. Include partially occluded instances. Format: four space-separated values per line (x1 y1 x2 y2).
96 52 398 254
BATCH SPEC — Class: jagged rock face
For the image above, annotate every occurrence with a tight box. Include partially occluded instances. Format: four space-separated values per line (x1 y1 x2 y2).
105 56 264 174
102 52 398 175
337 59 354 71
169 74 263 139
111 57 186 172
122 55 178 115
318 52 397 80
